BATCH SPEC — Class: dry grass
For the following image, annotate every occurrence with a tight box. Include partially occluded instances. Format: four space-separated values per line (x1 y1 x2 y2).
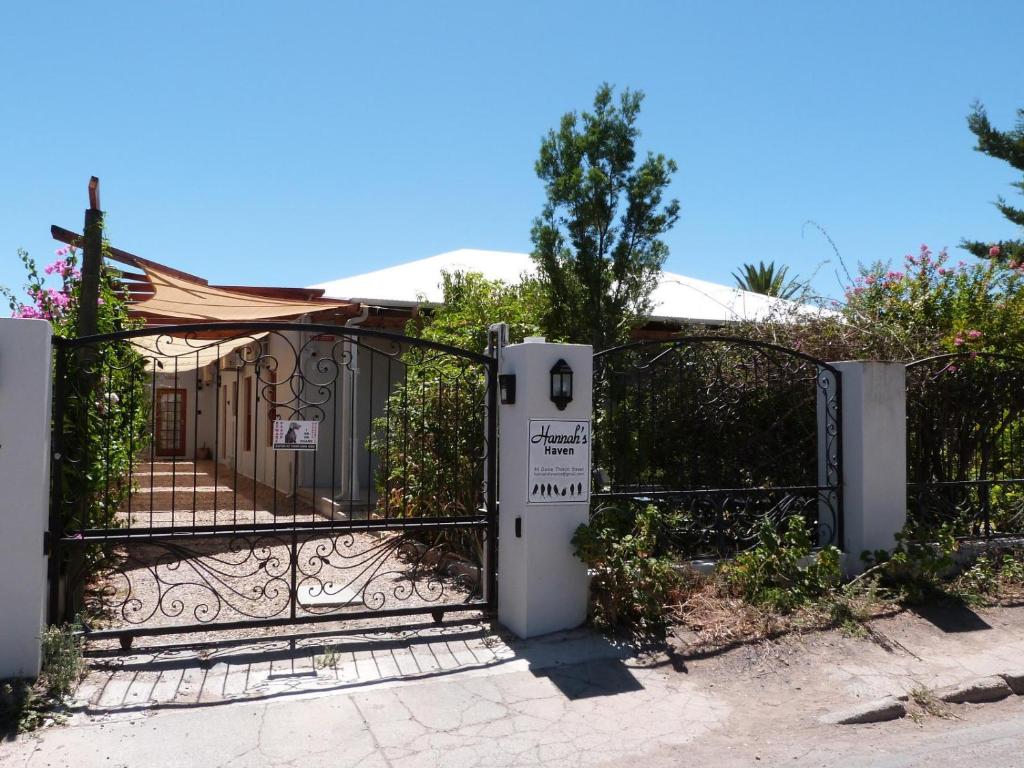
907 684 957 723
666 570 899 655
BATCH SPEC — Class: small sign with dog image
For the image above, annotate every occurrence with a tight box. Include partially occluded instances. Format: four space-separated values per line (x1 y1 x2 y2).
272 419 319 451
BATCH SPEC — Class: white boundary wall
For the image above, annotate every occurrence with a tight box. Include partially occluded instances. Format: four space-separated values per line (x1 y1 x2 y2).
832 361 907 574
0 319 53 678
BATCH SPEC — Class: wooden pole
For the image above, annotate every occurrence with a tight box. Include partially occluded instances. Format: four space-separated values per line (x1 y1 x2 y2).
66 177 103 621
76 176 103 339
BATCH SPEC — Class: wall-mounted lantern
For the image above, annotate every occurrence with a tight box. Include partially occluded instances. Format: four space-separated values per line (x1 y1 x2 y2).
498 374 517 405
549 359 573 410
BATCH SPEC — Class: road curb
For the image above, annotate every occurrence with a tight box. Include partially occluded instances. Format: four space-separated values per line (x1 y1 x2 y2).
999 670 1024 696
819 695 907 725
938 675 1013 704
824 669 1024 725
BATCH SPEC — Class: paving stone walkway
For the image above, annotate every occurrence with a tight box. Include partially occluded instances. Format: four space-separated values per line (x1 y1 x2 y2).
6 607 1024 767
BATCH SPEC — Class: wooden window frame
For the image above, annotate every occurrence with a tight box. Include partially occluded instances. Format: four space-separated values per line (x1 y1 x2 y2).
244 376 253 452
155 387 187 457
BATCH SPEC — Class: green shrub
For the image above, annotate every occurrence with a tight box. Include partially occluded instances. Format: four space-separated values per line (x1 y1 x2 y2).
40 621 84 700
0 621 84 735
719 516 842 613
860 525 957 603
955 551 1024 605
572 504 683 635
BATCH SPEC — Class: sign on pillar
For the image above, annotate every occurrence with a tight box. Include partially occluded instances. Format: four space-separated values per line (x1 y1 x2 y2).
497 339 592 639
527 420 590 503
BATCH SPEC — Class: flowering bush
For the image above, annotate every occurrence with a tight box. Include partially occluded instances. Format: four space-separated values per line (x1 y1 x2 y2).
2 244 148 534
840 244 1024 359
3 248 80 322
720 244 1024 364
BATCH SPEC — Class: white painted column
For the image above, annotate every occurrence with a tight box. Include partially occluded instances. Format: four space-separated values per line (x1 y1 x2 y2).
831 361 907 574
497 340 592 638
0 319 53 678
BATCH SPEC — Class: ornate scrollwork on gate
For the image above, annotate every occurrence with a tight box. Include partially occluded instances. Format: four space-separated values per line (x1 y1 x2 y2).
51 321 497 639
81 529 485 629
592 336 842 558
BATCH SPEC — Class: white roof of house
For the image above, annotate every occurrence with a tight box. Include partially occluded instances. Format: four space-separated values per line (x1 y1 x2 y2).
310 248 805 325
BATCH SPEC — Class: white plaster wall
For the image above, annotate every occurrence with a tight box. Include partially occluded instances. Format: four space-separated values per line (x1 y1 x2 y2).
497 341 593 638
832 361 907 572
196 329 403 507
0 319 53 677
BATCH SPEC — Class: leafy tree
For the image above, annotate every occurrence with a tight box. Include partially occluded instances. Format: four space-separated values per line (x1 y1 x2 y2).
371 271 544 567
732 261 804 299
531 83 680 351
414 270 546 351
962 103 1024 266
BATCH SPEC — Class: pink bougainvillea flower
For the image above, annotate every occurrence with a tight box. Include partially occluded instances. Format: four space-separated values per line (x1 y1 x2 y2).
947 365 958 374
953 336 964 346
990 245 1001 258
967 329 983 339
13 305 42 319
45 288 70 310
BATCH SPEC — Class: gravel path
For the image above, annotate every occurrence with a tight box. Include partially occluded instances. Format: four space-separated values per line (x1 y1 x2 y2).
83 461 482 646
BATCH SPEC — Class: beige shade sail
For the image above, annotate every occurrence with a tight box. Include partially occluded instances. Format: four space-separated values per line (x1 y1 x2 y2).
51 225 361 372
50 225 359 325
128 262 356 323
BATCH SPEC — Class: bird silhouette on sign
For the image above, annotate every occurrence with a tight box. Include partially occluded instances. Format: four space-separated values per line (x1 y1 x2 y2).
569 485 575 497
547 483 552 497
561 486 567 496
532 483 539 497
553 484 559 496
577 482 583 495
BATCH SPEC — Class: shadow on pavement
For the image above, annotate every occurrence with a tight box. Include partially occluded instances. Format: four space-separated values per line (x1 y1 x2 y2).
910 600 993 633
72 621 643 715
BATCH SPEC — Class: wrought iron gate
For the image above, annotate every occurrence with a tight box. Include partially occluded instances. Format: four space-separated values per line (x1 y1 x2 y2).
906 352 1024 539
48 322 497 645
592 336 843 558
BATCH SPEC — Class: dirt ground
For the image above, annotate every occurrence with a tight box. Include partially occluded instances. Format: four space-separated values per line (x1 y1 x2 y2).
642 601 1024 764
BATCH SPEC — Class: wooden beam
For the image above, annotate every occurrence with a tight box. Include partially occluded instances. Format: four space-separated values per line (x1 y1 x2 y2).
51 225 210 284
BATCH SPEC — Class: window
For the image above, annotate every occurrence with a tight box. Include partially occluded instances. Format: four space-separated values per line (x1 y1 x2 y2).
220 383 227 455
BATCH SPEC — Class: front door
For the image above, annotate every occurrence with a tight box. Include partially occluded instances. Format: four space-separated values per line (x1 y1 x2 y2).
155 387 187 456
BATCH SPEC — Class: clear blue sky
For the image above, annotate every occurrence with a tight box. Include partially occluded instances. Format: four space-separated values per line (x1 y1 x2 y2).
2 1 1022 305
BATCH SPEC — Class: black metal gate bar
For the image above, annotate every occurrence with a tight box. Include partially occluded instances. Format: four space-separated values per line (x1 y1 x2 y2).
906 352 1024 540
591 336 843 558
49 321 498 642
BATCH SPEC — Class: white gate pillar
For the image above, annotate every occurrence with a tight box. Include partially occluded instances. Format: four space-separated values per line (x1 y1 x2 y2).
831 361 907 574
497 339 592 638
0 318 53 678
